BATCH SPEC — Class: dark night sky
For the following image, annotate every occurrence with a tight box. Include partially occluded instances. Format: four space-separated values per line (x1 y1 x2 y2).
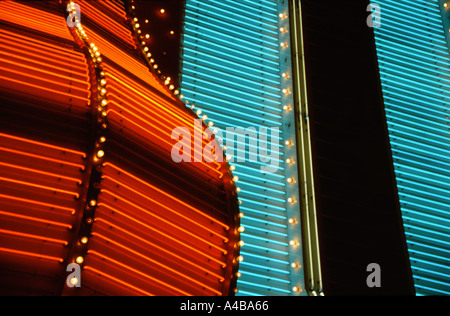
134 0 184 88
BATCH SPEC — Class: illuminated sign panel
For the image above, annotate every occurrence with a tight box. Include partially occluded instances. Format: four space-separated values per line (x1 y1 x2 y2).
179 0 306 296
373 0 450 295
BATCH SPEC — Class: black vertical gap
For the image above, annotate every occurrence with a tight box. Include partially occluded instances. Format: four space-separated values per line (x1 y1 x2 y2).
300 0 415 295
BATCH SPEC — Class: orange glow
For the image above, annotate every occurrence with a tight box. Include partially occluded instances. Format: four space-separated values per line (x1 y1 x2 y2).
0 247 64 263
0 193 76 215
0 146 85 171
83 266 155 296
0 40 90 76
78 0 135 47
98 0 127 18
103 163 229 229
101 175 228 241
0 31 87 68
90 232 223 295
0 228 68 246
0 1 73 40
83 27 171 98
0 162 82 185
0 210 72 229
93 217 225 282
87 249 192 296
96 203 226 267
106 69 191 125
106 68 221 151
0 65 89 97
0 176 80 199
0 57 90 90
99 189 227 254
0 75 90 107
105 109 223 178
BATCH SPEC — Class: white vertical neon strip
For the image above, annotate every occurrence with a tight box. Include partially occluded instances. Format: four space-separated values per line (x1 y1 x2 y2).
373 0 450 295
179 0 305 295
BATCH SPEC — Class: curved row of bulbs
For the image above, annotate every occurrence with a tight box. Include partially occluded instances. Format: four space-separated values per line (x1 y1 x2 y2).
66 0 109 287
129 3 181 97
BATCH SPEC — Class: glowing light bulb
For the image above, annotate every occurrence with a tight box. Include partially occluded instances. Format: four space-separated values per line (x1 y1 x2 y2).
238 212 244 218
237 255 244 262
160 8 165 14
230 165 236 171
238 240 245 247
237 226 245 233
287 177 294 183
233 176 239 182
70 277 79 286
292 286 301 293
96 150 105 158
89 200 97 207
235 272 242 278
145 34 150 39
76 256 84 264
81 237 88 244
236 187 241 193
